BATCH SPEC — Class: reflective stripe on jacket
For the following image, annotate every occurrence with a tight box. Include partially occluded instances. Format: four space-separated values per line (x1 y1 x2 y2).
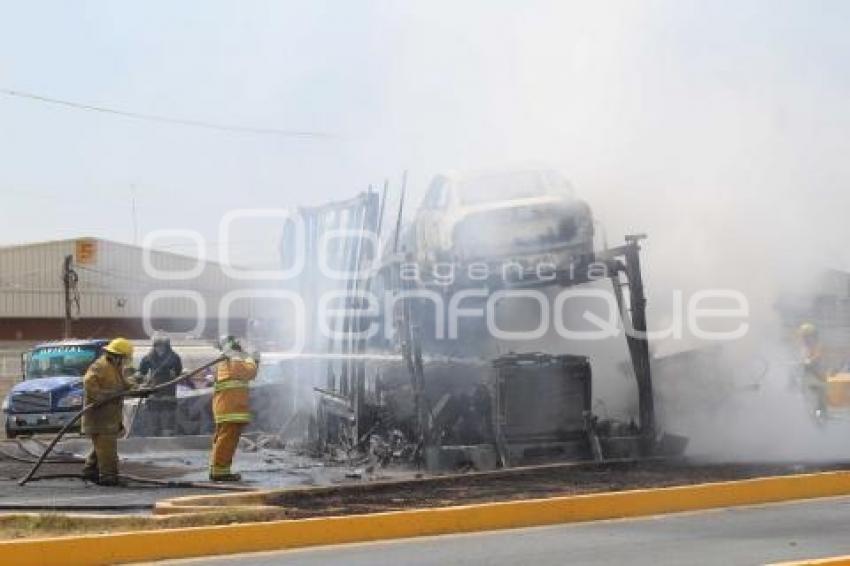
212 358 258 424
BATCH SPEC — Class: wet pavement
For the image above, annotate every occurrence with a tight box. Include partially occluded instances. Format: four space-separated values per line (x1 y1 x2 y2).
0 436 415 513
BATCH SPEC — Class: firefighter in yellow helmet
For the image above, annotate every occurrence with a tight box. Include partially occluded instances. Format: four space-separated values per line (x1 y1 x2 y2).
209 336 258 482
81 338 148 485
797 322 827 419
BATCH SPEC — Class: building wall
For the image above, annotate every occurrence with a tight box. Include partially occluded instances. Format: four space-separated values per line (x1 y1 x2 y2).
0 317 251 341
0 238 283 341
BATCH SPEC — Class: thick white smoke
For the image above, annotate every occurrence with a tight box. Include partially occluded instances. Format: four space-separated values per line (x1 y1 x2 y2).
373 1 850 461
7 1 850 460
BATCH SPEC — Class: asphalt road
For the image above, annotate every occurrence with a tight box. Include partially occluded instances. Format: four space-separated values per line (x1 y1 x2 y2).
152 496 850 566
0 477 212 513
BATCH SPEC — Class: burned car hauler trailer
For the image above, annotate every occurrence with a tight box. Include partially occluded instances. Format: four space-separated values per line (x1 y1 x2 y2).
283 174 679 471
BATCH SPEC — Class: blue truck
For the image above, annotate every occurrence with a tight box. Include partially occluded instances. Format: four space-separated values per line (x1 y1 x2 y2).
2 339 108 438
2 339 290 438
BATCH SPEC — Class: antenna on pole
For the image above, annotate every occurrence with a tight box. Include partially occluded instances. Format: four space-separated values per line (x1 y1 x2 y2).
130 184 139 246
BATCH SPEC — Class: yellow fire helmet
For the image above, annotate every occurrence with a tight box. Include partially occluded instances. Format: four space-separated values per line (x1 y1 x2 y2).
798 322 818 338
104 337 134 359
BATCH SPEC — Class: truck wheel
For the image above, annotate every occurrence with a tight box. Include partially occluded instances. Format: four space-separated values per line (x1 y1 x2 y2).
5 428 17 439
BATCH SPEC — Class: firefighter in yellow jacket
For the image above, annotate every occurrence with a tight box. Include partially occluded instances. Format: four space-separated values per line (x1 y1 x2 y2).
82 337 149 486
798 322 828 419
210 336 258 482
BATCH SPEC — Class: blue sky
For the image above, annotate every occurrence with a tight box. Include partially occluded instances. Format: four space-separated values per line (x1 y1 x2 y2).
1 0 849 297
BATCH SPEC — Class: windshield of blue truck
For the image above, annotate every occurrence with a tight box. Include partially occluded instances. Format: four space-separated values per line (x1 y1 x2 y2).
25 346 100 379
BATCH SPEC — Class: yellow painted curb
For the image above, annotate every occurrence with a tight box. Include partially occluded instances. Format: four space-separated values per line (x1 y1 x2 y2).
770 556 850 565
5 470 850 566
154 491 270 515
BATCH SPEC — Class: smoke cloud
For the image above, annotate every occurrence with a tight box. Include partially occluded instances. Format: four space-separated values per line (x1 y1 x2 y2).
5 1 850 460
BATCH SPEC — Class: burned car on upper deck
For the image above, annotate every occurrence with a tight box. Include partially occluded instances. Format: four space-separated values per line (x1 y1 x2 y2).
409 169 595 281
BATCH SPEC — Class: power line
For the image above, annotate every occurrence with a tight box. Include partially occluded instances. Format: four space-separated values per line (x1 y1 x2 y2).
0 87 333 139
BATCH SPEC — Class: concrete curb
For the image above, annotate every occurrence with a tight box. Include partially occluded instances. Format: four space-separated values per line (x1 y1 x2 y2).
5 470 850 566
770 557 850 565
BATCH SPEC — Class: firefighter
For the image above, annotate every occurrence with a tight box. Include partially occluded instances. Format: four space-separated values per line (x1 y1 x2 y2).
81 337 150 486
209 336 258 482
798 322 827 419
138 334 183 436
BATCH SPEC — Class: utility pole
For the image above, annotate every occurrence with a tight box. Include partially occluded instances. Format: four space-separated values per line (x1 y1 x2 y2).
62 254 80 339
62 255 73 339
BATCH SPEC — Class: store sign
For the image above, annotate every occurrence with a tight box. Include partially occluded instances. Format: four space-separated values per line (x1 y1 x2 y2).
75 239 97 265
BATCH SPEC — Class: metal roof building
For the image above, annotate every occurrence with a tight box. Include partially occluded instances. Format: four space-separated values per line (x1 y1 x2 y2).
0 237 277 341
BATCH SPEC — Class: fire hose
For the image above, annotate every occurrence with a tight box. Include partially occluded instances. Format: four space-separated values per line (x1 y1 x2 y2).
18 354 227 487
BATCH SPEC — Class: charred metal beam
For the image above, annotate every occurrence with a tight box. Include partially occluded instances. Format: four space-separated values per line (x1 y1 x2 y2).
621 235 655 451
